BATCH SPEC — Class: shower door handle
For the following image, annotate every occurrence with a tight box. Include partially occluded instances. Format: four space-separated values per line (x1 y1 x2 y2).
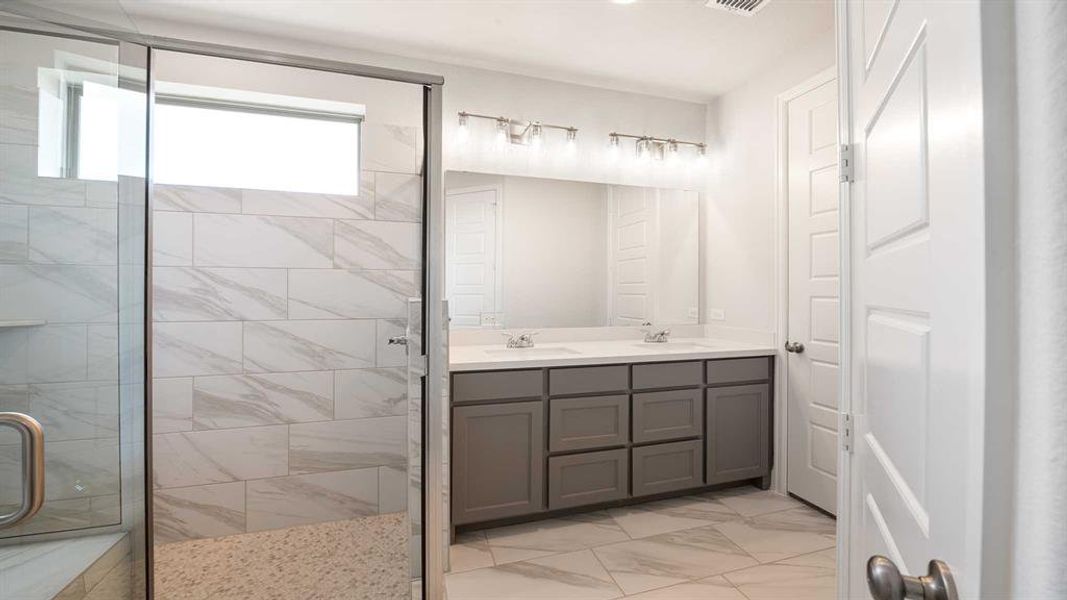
0 412 45 529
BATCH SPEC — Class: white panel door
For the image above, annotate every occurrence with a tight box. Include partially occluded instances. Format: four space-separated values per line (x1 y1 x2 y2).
846 0 988 596
786 77 839 515
445 187 498 328
610 186 657 326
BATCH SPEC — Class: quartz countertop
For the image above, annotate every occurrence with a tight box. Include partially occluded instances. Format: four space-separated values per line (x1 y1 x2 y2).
449 337 776 371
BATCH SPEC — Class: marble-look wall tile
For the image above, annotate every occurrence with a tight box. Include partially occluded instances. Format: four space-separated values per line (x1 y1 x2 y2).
0 385 28 444
289 415 406 474
86 324 119 381
89 494 121 526
0 205 28 262
0 265 117 323
0 498 92 538
288 269 416 319
376 319 409 368
85 180 119 209
0 83 38 146
153 211 192 267
0 328 28 385
195 214 333 268
153 322 243 378
378 466 407 514
246 468 379 532
334 219 420 270
153 426 288 488
242 188 374 220
0 143 86 206
154 185 241 213
153 377 193 434
27 206 118 265
334 367 407 419
44 437 121 501
243 320 376 373
154 482 246 544
153 267 287 322
192 371 333 430
27 324 87 383
29 382 118 442
362 123 420 175
374 172 422 223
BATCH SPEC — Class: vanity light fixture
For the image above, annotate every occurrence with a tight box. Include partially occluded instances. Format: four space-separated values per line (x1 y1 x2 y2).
609 131 707 165
457 111 578 149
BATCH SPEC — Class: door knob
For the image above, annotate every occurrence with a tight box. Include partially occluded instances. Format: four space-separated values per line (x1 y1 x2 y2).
867 555 958 600
784 341 805 354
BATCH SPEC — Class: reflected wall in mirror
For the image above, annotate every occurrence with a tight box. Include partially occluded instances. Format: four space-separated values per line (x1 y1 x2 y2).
445 172 700 330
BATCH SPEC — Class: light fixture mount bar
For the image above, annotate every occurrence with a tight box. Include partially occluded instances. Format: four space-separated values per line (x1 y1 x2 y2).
458 111 578 146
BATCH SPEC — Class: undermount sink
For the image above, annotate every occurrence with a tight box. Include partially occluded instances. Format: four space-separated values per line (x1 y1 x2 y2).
484 346 582 357
632 342 718 351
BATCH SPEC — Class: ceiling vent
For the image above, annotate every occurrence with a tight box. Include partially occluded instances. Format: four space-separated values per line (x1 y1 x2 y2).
705 0 770 16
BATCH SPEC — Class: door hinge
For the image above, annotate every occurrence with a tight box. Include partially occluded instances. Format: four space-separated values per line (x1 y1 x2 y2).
841 412 854 453
839 144 854 183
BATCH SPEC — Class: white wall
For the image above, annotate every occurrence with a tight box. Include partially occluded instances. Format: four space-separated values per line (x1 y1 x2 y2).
704 32 835 337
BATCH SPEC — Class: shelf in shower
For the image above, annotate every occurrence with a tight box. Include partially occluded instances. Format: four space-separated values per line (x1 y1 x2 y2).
0 320 46 328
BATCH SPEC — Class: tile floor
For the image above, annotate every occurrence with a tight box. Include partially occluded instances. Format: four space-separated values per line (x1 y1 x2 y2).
445 486 836 600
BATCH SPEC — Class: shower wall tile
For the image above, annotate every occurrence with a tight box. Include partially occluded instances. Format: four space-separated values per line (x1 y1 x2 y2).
242 188 374 220
86 324 119 381
0 328 29 385
85 180 119 209
194 213 333 268
288 269 416 319
27 206 118 265
0 205 28 262
153 482 246 544
374 172 422 223
29 382 118 442
334 219 420 270
0 385 29 444
289 415 406 474
153 267 287 322
334 367 407 419
243 320 376 373
0 83 38 146
0 498 92 538
362 123 420 175
378 466 407 514
192 371 333 430
155 185 241 214
89 494 121 526
376 319 408 368
153 377 193 434
246 468 379 532
0 143 86 207
153 425 288 489
44 437 121 501
153 211 193 266
0 265 117 323
26 324 87 383
153 321 243 378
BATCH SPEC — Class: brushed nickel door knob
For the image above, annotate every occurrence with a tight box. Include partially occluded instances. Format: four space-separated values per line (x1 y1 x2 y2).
866 555 957 600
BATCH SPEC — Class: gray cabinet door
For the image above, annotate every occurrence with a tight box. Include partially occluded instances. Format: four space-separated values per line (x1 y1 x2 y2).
706 357 771 385
453 369 543 404
632 389 703 444
549 395 629 452
549 365 629 396
548 449 628 510
452 401 545 524
705 384 770 484
631 439 703 497
632 361 703 390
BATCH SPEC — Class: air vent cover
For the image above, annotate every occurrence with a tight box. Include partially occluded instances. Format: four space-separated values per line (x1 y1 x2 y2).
706 0 770 16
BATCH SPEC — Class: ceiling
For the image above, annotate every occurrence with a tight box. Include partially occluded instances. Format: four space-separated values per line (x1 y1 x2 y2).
79 0 832 102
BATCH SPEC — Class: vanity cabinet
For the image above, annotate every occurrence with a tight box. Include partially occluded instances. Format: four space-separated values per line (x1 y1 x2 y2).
451 355 774 528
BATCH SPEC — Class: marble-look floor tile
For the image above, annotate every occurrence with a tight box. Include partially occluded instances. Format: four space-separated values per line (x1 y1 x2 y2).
608 502 718 540
243 319 376 373
335 367 407 419
289 415 406 474
242 188 374 219
289 268 417 319
153 267 287 321
246 468 379 532
592 525 758 595
192 371 333 429
153 322 243 378
334 219 420 270
485 512 630 564
194 213 333 268
154 185 241 214
712 507 835 563
153 482 246 544
621 576 747 599
153 211 192 267
710 487 806 517
778 548 837 570
450 531 495 573
445 549 622 600
722 563 836 599
153 426 288 488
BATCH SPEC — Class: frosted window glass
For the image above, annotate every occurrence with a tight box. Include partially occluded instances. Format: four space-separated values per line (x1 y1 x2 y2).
153 102 360 195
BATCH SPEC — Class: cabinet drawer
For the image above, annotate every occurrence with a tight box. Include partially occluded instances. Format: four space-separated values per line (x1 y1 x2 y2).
549 365 628 396
706 384 770 484
632 361 702 390
548 449 628 510
632 389 703 444
706 357 771 385
549 395 629 452
453 369 543 404
632 439 703 497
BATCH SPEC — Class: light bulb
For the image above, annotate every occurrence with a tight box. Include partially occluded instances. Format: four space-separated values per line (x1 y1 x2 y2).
666 140 680 165
565 128 578 156
495 118 509 149
456 113 469 143
529 123 543 149
694 144 709 168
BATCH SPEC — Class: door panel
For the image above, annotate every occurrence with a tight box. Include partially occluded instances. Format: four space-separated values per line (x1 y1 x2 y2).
446 187 498 328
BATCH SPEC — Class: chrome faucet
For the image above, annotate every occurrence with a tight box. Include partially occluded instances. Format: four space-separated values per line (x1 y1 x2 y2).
642 326 671 343
503 331 538 348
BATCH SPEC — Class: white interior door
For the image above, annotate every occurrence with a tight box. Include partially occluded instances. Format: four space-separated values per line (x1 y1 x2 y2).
845 0 989 596
445 187 499 328
609 185 657 326
786 77 840 515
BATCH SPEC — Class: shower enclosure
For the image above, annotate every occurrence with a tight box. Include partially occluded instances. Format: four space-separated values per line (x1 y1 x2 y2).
1 4 444 599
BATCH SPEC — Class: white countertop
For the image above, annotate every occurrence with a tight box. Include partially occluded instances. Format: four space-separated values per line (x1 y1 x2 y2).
449 337 776 371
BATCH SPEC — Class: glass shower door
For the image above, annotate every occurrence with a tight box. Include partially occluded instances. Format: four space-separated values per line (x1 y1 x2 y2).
0 7 149 600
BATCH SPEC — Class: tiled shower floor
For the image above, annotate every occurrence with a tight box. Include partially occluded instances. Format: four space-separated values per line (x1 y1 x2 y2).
445 487 836 600
154 513 410 600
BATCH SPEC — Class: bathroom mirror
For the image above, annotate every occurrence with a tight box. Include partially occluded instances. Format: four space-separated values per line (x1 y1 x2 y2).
445 171 700 330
